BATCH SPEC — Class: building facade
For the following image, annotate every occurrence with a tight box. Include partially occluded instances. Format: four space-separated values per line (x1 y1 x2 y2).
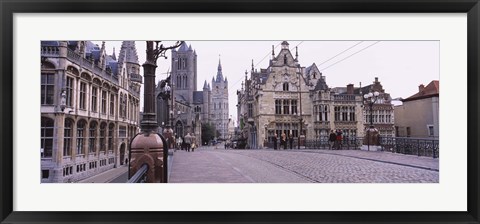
394 81 439 138
41 41 141 183
236 41 395 149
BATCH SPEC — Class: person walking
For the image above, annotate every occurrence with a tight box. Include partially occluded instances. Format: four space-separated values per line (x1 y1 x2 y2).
273 133 278 150
281 132 287 150
329 130 336 150
184 133 192 152
289 133 294 149
335 130 343 150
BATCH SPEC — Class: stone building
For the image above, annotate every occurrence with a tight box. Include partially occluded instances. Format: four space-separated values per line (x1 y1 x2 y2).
155 42 229 143
236 41 395 149
40 41 141 183
394 80 439 138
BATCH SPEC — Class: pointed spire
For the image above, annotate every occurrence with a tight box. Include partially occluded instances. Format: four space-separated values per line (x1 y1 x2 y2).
118 41 139 65
203 80 208 89
295 46 298 61
272 45 275 57
112 47 116 60
251 59 254 72
188 44 192 51
216 55 223 82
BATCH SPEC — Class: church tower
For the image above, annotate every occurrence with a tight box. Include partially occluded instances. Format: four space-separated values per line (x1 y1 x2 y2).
210 58 229 140
171 42 197 104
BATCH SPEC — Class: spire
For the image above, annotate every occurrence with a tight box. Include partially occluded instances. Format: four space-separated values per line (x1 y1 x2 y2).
188 44 192 51
203 80 208 89
272 45 275 57
112 47 116 60
251 59 254 72
295 46 298 61
216 55 223 82
118 41 139 65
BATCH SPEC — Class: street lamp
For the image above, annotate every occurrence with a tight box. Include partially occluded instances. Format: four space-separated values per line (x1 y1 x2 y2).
363 91 380 151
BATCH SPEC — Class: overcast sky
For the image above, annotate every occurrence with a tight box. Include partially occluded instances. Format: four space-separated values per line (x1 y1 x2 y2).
95 41 439 124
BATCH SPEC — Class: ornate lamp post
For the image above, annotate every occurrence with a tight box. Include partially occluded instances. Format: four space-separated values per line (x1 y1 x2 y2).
363 91 380 151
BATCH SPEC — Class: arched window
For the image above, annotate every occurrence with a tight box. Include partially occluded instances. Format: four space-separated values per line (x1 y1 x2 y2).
283 83 289 91
41 117 54 158
89 122 97 153
100 122 107 152
77 120 86 155
41 72 55 105
63 119 73 157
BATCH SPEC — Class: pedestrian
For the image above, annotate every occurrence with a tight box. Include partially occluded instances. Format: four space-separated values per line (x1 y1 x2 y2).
281 132 287 150
184 133 192 152
329 130 336 150
336 130 343 150
273 133 278 150
289 133 294 149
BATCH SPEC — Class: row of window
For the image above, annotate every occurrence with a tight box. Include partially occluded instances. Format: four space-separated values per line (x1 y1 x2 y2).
213 102 228 110
41 117 119 158
334 106 356 122
41 73 138 121
363 114 393 124
175 74 189 89
274 99 298 115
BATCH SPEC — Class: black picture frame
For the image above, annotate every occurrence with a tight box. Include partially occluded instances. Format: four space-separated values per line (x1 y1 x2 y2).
1 0 479 223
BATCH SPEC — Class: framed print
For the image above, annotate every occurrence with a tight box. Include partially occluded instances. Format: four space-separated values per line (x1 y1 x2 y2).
1 0 479 223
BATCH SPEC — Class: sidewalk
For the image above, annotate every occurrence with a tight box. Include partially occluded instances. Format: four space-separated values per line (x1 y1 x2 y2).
298 149 439 171
78 166 128 183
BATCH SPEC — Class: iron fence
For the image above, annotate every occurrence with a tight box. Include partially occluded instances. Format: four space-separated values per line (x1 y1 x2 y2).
265 136 439 158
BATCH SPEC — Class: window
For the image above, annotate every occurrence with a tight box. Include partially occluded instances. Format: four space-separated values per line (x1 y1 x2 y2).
63 119 72 157
110 93 115 115
342 107 348 121
77 120 86 155
283 100 290 115
275 100 281 114
65 77 74 107
41 170 49 179
91 87 98 112
248 103 253 118
108 124 114 151
101 90 107 114
283 83 289 91
427 125 434 137
100 123 107 152
119 126 127 138
89 122 97 153
79 82 86 109
41 117 54 158
41 73 55 105
291 100 297 115
334 107 340 121
406 127 411 137
349 106 355 121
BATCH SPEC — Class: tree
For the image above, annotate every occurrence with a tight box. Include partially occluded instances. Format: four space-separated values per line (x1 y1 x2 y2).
201 123 216 145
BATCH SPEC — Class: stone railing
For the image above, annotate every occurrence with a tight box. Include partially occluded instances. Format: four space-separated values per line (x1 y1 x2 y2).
41 46 60 57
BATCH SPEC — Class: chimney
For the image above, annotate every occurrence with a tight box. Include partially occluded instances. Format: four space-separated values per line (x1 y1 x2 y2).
375 77 379 83
419 84 425 92
347 84 354 94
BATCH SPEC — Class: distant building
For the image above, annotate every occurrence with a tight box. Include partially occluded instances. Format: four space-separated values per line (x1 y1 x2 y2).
394 81 439 138
40 41 141 183
236 41 395 149
155 42 229 141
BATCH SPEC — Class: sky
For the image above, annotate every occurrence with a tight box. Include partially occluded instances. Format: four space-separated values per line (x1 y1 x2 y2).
95 41 440 125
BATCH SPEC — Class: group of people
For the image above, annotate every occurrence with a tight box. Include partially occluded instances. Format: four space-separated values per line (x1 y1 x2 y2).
329 129 343 150
175 132 197 152
272 132 295 150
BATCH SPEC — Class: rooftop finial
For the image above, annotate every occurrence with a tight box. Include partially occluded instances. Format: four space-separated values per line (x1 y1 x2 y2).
251 59 254 72
272 45 275 57
295 46 298 60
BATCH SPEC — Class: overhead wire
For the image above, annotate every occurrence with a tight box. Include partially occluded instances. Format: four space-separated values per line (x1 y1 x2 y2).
318 41 381 71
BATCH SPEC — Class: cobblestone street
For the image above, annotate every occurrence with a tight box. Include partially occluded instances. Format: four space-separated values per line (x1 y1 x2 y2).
169 146 439 183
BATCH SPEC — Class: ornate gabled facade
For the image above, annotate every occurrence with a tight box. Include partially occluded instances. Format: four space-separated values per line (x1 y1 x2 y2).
40 41 141 183
237 41 394 149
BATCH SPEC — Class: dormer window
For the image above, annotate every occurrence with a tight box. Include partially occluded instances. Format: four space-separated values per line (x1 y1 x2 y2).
313 72 316 79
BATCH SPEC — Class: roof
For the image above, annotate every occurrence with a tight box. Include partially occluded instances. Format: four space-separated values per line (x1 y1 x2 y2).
313 77 329 91
403 80 439 102
178 41 189 52
193 91 204 104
